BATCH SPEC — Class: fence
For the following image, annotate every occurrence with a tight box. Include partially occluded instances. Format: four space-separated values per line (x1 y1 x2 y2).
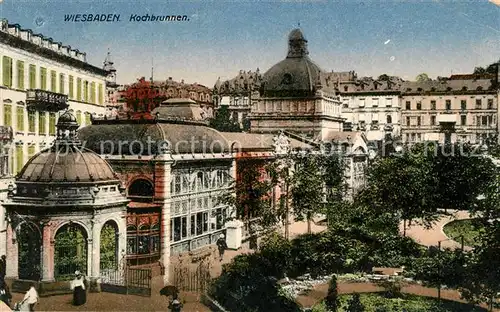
173 261 212 293
100 266 152 297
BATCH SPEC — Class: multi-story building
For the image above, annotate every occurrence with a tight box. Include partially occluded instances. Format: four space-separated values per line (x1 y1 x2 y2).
117 77 214 117
0 19 112 178
400 78 498 145
0 18 113 256
333 72 403 141
212 69 263 128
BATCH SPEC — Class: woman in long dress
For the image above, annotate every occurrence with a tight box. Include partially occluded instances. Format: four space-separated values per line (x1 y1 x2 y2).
70 271 86 306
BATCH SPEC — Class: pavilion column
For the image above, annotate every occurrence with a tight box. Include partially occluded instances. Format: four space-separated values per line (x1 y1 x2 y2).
41 223 54 281
90 220 101 291
5 224 18 279
155 154 173 286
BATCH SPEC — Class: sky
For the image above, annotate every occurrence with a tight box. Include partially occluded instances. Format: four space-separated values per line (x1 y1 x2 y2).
0 0 499 87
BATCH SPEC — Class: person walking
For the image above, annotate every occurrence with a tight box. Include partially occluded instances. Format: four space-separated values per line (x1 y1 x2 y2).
216 234 227 262
70 271 87 306
0 279 11 308
22 283 38 311
0 255 6 281
168 293 183 312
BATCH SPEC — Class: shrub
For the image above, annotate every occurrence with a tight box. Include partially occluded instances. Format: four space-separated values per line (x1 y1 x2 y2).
346 293 365 312
325 275 339 311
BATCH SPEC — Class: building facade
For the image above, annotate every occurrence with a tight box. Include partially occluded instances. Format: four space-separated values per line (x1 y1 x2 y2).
400 78 498 144
212 69 263 128
334 72 403 141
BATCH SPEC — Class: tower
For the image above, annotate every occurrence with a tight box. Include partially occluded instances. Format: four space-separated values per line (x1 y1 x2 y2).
103 49 117 88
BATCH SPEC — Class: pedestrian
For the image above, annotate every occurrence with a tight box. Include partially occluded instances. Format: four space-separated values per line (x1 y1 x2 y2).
70 271 87 306
0 279 11 308
216 234 227 262
22 283 38 311
168 293 183 312
0 255 6 280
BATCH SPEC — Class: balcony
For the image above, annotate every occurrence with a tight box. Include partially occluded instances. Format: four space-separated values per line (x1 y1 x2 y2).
26 89 69 112
383 124 394 132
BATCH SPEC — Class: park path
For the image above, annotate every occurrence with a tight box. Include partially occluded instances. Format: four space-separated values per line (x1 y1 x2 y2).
400 210 473 251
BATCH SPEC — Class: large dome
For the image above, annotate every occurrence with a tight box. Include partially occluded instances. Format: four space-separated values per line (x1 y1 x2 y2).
17 110 118 183
261 29 327 97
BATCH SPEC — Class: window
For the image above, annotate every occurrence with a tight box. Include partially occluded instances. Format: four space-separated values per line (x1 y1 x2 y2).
417 116 421 126
16 107 24 132
76 78 82 101
386 115 392 124
28 144 36 158
50 70 56 92
406 117 410 126
461 100 466 110
416 101 422 110
372 98 379 107
40 67 47 90
461 115 466 126
85 112 91 125
386 98 392 107
445 100 451 110
38 113 46 134
29 64 36 89
83 80 89 102
359 99 365 107
476 99 482 109
431 100 436 110
476 116 481 126
482 116 487 126
98 83 104 105
28 111 35 132
2 56 12 88
487 99 493 109
431 115 436 126
488 115 493 125
17 61 24 90
90 82 96 103
69 75 74 99
405 101 411 110
49 112 56 135
172 216 187 242
343 86 348 92
3 105 12 127
76 110 82 125
59 74 65 94
15 144 23 174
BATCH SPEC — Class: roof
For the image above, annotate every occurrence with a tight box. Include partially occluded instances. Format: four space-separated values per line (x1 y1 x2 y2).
401 79 494 93
18 146 118 183
221 132 312 151
151 98 208 124
78 122 231 155
261 29 336 97
17 110 118 184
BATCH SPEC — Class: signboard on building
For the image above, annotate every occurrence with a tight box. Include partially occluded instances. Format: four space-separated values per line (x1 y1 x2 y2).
26 89 69 111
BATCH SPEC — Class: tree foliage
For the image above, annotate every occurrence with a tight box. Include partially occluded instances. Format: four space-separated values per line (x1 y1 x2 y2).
347 293 365 312
209 106 241 132
325 275 339 311
415 73 431 82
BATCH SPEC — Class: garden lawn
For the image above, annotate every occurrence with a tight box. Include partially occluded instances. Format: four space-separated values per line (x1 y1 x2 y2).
443 219 484 247
312 293 488 312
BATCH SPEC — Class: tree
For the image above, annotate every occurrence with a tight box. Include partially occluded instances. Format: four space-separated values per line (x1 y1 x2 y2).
346 293 365 312
218 159 280 249
209 106 241 132
415 73 431 82
325 275 339 311
359 143 441 236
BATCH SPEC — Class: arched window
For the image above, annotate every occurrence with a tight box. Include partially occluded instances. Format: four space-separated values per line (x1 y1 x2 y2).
128 179 154 197
386 115 392 124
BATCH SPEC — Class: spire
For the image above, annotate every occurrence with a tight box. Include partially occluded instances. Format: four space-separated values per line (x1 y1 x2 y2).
103 49 116 72
287 29 308 58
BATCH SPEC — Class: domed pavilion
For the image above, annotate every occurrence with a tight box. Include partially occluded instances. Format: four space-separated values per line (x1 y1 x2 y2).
2 110 128 293
249 28 345 141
